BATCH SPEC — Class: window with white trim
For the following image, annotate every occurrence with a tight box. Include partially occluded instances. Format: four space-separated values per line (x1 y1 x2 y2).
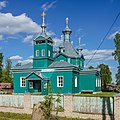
48 50 50 57
99 78 101 87
44 82 47 89
41 49 45 56
20 77 26 87
57 76 64 87
96 78 98 87
29 82 33 89
36 50 39 56
75 76 77 87
68 58 70 63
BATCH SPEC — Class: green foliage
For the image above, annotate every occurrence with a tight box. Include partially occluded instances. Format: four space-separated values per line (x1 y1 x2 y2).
0 53 3 81
40 82 63 120
113 33 120 85
88 66 94 69
15 62 21 67
76 92 118 97
98 64 112 91
116 67 120 85
0 112 31 120
2 58 13 84
113 33 120 65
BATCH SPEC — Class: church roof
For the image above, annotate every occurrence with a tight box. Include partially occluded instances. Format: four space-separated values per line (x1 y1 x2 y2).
63 40 78 57
13 62 33 69
48 61 76 68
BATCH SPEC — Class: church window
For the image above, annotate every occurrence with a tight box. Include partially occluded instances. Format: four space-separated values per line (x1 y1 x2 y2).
44 82 47 89
75 76 77 87
20 77 26 87
48 50 50 57
36 40 45 44
57 76 64 87
68 58 70 63
36 50 39 56
41 49 45 56
29 82 33 89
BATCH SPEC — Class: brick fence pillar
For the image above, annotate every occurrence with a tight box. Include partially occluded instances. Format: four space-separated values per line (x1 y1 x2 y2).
114 95 120 120
23 94 32 114
64 95 73 117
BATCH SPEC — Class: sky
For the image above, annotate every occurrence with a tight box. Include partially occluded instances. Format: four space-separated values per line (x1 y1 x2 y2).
0 0 120 82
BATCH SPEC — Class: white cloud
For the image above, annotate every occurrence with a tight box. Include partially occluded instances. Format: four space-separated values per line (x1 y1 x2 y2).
109 31 120 39
29 55 34 59
0 1 7 9
53 37 63 48
83 49 114 60
18 59 33 65
0 34 3 40
41 1 56 12
23 35 34 43
0 12 55 42
0 12 41 35
9 55 23 60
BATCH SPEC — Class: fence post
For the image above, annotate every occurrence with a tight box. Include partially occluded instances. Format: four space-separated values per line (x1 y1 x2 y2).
114 94 120 120
23 94 32 114
64 95 73 117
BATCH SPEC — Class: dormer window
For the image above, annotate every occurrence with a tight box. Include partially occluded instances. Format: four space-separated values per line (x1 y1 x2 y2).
36 40 45 44
36 50 39 56
41 49 45 56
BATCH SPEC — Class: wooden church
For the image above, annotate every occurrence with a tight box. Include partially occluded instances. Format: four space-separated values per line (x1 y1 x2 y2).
12 12 101 94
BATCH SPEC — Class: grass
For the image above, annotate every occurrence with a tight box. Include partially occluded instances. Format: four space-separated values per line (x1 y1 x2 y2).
0 112 32 120
0 112 94 120
75 92 119 97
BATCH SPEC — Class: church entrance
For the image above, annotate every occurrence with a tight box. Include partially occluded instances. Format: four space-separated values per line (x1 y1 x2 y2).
28 80 41 93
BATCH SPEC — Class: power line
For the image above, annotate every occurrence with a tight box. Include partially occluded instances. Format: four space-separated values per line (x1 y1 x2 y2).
86 11 120 66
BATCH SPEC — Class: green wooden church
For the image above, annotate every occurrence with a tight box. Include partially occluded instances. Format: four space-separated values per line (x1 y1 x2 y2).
12 12 101 94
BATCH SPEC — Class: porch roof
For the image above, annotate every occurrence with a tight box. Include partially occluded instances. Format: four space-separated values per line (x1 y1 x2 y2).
25 72 49 81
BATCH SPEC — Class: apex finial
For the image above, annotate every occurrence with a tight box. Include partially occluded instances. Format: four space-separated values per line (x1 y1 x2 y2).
66 17 69 27
41 12 46 17
40 12 47 37
78 37 81 47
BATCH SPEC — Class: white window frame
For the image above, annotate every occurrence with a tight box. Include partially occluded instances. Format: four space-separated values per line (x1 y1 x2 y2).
75 76 77 87
57 76 64 87
36 50 39 57
41 49 45 56
44 82 47 89
96 78 98 87
48 50 50 57
68 58 70 63
20 77 26 87
29 82 33 89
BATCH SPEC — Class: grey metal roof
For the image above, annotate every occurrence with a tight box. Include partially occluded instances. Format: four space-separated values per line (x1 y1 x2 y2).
48 61 76 68
13 62 33 69
63 40 78 57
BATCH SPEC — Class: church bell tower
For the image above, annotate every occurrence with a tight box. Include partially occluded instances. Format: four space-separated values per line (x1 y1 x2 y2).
33 12 54 68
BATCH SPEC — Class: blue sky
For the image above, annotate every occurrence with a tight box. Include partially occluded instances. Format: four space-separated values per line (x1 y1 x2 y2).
0 0 120 82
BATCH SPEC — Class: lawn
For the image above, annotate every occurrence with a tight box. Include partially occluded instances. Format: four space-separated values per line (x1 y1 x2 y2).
75 92 119 97
0 112 94 120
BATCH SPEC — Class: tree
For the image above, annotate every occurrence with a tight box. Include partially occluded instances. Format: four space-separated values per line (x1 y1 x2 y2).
15 63 21 67
2 58 13 83
113 33 120 85
0 53 3 82
113 33 120 65
98 64 112 91
88 66 94 69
